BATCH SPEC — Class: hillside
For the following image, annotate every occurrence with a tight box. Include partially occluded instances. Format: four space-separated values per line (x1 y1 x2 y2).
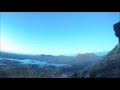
72 44 120 78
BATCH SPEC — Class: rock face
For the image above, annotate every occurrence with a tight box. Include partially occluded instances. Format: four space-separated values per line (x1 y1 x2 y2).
113 22 120 43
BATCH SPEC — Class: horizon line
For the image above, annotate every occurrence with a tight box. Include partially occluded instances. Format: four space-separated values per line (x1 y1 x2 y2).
0 50 109 56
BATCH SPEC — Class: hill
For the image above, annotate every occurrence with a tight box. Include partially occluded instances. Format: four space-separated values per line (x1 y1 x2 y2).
72 44 120 78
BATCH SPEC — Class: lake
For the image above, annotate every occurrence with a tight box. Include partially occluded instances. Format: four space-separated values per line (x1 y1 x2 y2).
0 57 67 67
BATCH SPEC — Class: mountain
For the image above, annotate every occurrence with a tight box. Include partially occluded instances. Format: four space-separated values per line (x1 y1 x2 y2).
72 44 120 78
94 51 109 56
65 53 102 73
69 53 101 64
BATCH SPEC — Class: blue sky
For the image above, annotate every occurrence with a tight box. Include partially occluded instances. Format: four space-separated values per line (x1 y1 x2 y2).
0 12 120 55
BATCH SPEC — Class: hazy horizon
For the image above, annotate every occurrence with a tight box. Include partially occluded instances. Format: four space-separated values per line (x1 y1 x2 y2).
0 50 109 56
1 12 119 55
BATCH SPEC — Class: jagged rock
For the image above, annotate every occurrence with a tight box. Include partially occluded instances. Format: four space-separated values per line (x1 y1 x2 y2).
113 21 120 43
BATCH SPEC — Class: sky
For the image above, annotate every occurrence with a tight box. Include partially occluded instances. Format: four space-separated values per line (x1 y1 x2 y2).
0 12 120 55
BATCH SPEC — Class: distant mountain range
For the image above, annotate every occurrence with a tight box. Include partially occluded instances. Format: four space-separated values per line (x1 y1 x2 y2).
0 51 102 65
57 51 109 56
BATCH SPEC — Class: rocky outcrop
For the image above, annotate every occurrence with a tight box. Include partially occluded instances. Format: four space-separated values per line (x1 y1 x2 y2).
113 21 120 43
